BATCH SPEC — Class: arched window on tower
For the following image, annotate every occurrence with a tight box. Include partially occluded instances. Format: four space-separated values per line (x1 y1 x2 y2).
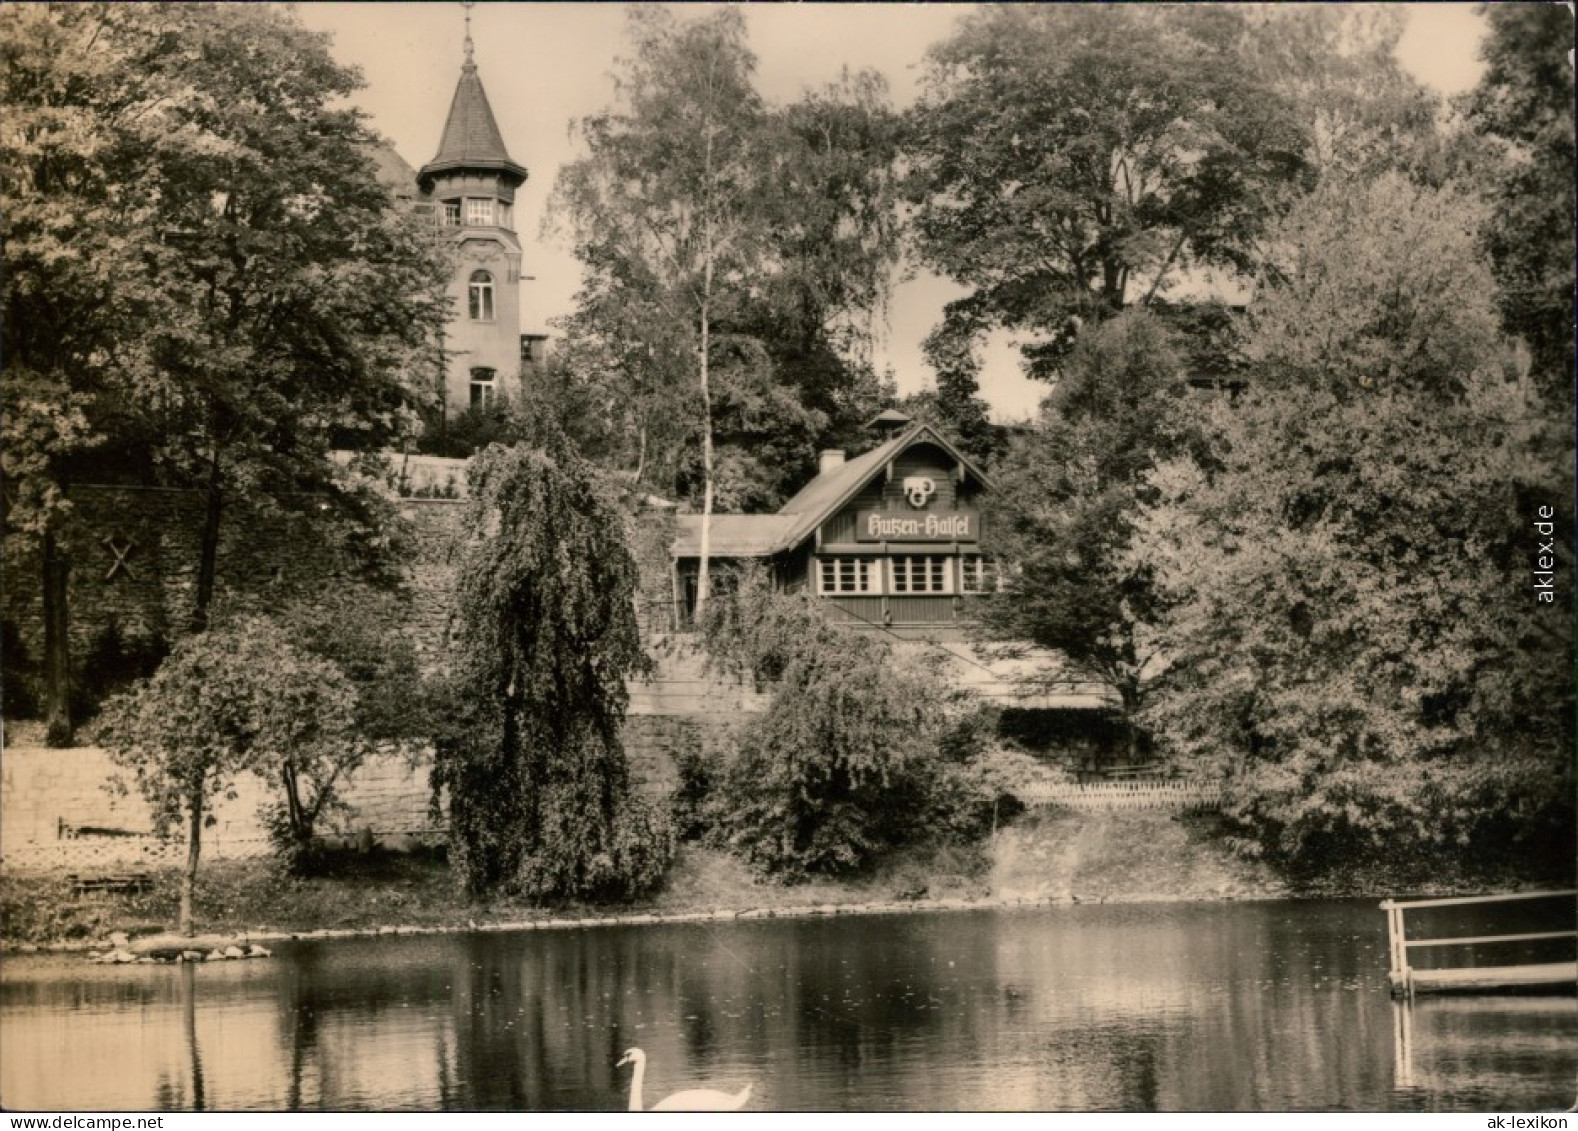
468 270 494 321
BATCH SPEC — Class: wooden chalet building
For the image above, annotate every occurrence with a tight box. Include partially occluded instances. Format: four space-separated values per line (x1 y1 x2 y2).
670 414 997 640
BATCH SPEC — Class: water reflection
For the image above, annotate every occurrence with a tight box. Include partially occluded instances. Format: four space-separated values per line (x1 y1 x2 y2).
2 902 1573 1111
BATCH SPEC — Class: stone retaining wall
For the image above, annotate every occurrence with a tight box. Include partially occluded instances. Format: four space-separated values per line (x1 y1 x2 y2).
1 634 770 872
3 486 446 675
0 744 443 871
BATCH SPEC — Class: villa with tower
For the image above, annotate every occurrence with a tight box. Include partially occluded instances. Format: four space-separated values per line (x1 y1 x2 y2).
369 18 545 419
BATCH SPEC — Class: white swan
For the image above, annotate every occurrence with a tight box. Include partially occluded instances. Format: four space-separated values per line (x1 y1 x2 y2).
617 1047 753 1111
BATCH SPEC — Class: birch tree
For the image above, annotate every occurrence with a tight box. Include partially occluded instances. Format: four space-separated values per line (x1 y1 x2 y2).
551 8 765 619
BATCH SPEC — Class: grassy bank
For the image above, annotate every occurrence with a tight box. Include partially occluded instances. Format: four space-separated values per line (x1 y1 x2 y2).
4 808 1565 951
0 841 995 949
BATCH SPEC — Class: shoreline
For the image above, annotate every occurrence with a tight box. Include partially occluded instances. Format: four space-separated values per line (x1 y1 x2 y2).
5 810 1564 960
4 886 1371 960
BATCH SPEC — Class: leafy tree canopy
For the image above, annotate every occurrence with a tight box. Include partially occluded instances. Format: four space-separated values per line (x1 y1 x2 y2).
1131 177 1572 870
1244 172 1505 397
1242 5 1443 180
548 8 903 510
98 617 357 930
978 311 1200 761
1462 2 1576 407
3 3 448 739
905 5 1311 383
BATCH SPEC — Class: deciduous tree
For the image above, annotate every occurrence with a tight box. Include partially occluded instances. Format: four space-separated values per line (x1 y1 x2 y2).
1132 177 1572 870
1243 6 1442 181
2 4 447 743
549 12 904 551
2 3 186 744
134 4 447 632
977 311 1199 764
1462 2 1576 409
99 618 358 933
550 8 767 618
432 442 672 900
905 5 1309 386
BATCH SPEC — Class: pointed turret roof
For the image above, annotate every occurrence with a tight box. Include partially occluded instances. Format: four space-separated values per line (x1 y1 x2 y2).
418 59 527 193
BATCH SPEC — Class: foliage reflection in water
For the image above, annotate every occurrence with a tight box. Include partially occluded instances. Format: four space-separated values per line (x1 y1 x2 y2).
2 901 1573 1111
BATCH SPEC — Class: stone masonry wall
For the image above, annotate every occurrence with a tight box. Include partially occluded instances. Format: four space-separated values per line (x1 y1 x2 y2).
2 486 769 870
0 745 443 870
3 487 471 678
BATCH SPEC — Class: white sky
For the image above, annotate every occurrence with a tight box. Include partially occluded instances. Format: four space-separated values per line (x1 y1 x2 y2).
293 2 1487 424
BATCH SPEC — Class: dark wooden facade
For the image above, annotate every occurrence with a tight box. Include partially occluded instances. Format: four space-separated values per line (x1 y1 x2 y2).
672 425 995 639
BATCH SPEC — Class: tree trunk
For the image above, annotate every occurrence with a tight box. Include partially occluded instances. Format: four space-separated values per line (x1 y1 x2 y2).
696 295 714 623
282 760 314 865
190 451 223 633
181 791 203 937
41 528 73 747
694 121 717 623
1119 685 1143 766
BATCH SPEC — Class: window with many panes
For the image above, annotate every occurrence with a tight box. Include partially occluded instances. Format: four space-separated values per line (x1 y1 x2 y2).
818 556 880 595
442 200 462 227
959 554 997 594
469 367 496 408
465 197 495 226
890 555 950 594
468 270 494 321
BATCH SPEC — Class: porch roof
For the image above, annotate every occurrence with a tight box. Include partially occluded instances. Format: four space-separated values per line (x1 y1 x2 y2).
671 514 800 558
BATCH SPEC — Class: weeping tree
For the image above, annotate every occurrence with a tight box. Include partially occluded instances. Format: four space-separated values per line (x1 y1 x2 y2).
432 442 673 900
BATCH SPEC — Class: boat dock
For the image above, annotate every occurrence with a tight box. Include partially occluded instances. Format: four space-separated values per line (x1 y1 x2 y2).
1381 890 1576 997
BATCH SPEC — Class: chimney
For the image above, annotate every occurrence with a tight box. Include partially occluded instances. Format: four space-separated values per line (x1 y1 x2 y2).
819 449 846 474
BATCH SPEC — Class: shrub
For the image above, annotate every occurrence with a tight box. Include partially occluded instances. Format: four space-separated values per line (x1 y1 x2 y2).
73 618 168 721
670 741 717 843
699 569 1007 880
275 589 427 748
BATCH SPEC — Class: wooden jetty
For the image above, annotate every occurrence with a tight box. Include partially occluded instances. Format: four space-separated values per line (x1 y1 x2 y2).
1380 890 1576 997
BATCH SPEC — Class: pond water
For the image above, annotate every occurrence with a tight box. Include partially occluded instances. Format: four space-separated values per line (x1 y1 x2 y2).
3 899 1573 1111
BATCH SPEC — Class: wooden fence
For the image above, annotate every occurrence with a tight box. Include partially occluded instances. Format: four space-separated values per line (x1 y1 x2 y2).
1016 777 1225 812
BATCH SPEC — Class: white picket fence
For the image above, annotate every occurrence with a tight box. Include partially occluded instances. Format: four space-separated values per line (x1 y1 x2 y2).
1015 777 1225 812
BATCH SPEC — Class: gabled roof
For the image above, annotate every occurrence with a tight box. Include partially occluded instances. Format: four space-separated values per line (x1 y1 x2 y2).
361 141 419 198
671 422 994 559
418 61 527 192
773 422 993 551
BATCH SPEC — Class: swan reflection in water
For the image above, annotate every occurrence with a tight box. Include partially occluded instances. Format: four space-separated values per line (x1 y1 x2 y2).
617 1047 752 1111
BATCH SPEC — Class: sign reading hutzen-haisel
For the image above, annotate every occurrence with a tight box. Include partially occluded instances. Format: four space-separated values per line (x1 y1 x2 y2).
854 511 978 542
